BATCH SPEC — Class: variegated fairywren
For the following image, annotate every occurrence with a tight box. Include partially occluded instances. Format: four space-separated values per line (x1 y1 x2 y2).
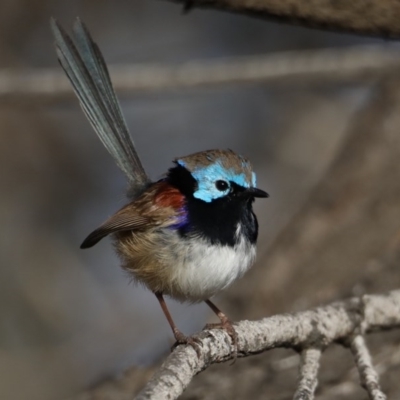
51 18 268 356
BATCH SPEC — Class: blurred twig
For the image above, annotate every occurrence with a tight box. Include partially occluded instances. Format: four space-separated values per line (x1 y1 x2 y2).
2 45 400 102
165 0 400 38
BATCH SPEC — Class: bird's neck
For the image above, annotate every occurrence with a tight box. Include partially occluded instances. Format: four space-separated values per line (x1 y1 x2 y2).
183 196 258 246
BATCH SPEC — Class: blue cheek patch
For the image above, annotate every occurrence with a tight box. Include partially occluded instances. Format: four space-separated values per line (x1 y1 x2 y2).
177 160 254 203
193 177 228 202
252 171 257 187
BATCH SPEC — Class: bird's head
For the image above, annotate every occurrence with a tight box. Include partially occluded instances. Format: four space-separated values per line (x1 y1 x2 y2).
167 149 268 203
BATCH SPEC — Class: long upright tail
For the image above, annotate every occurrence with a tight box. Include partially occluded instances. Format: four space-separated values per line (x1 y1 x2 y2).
50 18 150 192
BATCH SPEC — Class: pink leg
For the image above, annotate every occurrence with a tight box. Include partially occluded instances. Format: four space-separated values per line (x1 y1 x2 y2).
155 292 202 356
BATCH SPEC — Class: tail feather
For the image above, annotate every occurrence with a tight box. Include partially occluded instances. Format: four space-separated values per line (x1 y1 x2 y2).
50 18 150 191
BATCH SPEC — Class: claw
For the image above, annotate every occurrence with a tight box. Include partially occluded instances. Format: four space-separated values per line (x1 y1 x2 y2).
172 330 203 358
204 319 238 363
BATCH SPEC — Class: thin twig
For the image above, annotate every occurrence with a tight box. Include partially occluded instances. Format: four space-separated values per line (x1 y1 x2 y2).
2 45 400 101
136 290 400 400
350 335 387 400
293 348 322 400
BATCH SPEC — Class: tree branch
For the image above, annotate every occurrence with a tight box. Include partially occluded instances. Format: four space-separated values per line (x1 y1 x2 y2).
164 0 400 38
293 348 321 400
136 290 400 399
349 335 387 400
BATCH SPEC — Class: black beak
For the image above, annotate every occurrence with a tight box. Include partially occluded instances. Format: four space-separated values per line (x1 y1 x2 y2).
230 182 269 198
246 187 269 198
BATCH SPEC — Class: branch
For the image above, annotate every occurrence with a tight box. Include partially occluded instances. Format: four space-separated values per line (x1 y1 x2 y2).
293 348 321 400
2 45 400 101
350 335 387 400
164 0 400 38
136 290 400 399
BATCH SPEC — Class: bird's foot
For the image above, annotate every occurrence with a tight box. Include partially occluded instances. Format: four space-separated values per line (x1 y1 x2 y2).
204 319 238 362
171 329 202 357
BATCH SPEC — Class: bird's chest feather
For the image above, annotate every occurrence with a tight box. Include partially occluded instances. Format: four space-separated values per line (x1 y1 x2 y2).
116 226 256 302
169 230 256 301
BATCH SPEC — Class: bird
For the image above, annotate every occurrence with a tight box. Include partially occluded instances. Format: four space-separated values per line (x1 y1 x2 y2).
50 18 268 357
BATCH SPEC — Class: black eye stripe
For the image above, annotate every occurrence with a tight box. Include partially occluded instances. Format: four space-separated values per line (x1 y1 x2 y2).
215 180 229 191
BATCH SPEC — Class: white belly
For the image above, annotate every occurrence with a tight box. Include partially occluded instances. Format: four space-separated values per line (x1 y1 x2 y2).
169 234 256 302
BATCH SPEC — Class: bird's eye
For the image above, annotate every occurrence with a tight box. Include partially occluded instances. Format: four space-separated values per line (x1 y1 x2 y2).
215 180 229 191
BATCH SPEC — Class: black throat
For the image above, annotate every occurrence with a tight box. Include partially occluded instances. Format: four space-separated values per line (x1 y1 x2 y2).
167 164 259 246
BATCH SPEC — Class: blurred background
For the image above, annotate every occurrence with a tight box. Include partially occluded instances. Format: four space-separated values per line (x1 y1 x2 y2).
1 1 400 399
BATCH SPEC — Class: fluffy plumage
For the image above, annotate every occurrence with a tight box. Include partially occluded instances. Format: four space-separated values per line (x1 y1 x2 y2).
117 227 256 302
82 175 259 302
108 173 259 301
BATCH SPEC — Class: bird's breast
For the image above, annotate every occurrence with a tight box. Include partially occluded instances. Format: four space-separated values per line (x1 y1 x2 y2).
169 233 256 302
115 223 256 302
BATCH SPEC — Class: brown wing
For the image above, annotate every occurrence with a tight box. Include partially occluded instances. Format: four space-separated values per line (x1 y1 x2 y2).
80 204 152 248
80 182 185 249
